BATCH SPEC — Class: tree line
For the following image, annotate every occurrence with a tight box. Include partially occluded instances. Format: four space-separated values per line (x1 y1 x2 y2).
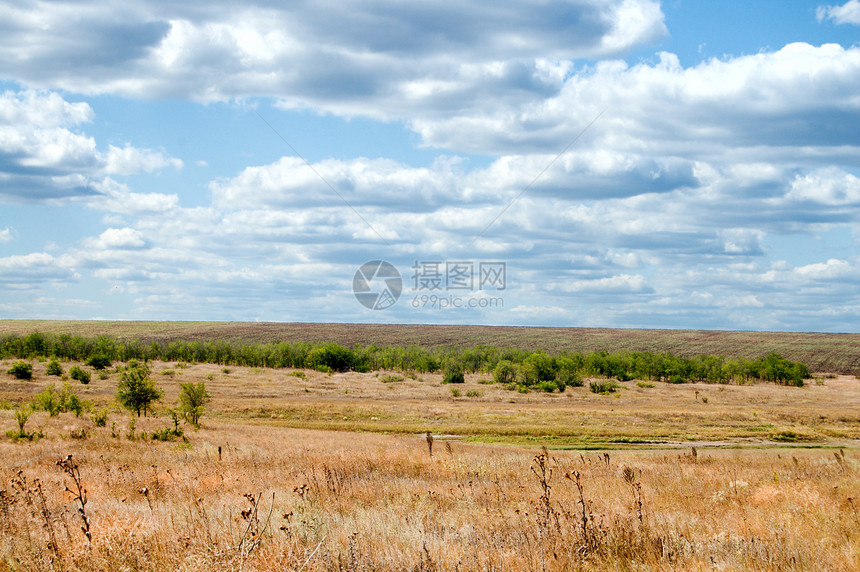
1 331 810 386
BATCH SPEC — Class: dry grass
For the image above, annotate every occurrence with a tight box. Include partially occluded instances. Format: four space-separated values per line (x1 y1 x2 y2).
1 350 859 570
0 417 857 571
3 320 860 373
2 359 859 447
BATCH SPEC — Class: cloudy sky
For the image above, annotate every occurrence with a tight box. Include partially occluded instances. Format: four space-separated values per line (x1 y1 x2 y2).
1 0 859 331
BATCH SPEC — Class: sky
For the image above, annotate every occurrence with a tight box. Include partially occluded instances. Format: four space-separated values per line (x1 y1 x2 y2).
1 0 859 331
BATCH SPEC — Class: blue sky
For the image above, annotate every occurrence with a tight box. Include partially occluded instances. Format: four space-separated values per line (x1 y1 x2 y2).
1 0 859 331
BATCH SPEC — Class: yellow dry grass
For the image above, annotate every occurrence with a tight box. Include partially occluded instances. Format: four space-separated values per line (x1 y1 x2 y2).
0 359 858 570
0 418 857 571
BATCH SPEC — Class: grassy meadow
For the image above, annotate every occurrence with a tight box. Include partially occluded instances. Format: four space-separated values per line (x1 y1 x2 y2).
0 322 858 570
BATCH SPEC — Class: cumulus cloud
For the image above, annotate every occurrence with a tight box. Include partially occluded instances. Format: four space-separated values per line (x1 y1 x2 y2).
0 0 665 114
0 227 12 242
0 89 182 203
817 1 860 25
413 43 860 154
84 228 148 250
0 252 79 288
2 2 860 329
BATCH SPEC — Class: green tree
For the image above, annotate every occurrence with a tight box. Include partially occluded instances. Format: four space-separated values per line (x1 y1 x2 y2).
178 382 210 427
493 359 517 384
116 361 162 417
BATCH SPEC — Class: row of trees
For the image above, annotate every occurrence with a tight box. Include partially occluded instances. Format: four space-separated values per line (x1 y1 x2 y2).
1 332 810 386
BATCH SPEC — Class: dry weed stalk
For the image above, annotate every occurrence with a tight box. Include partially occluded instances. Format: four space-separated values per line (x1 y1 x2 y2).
57 454 91 546
622 466 643 524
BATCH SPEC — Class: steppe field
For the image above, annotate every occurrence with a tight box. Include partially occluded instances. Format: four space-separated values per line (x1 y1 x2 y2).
0 321 858 571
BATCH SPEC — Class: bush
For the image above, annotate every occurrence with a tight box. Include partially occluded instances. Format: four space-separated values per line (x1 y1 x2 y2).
516 362 540 387
46 359 63 376
69 365 91 384
33 383 62 416
524 351 556 383
589 379 618 394
307 342 354 372
14 405 32 435
86 354 112 370
91 408 109 427
537 380 559 393
555 366 583 388
150 426 185 441
117 361 162 417
442 362 465 384
178 382 210 427
33 382 86 417
493 360 517 384
636 381 655 388
7 361 32 380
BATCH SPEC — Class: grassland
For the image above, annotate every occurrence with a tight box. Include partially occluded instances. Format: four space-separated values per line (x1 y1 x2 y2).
0 412 857 570
0 322 858 570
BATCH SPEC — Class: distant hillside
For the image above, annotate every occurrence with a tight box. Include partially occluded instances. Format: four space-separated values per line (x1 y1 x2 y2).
1 320 859 374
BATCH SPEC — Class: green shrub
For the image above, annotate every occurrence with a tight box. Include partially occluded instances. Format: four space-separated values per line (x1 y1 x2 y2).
86 354 112 370
636 381 655 388
493 360 517 384
91 408 109 427
449 387 461 397
537 380 559 393
33 383 62 416
465 389 481 397
516 362 540 387
307 342 354 372
14 405 32 436
7 361 32 380
589 379 618 394
523 351 556 383
33 382 86 416
150 426 185 441
46 359 63 376
69 365 91 384
379 374 404 383
555 366 583 388
178 382 210 427
442 362 465 384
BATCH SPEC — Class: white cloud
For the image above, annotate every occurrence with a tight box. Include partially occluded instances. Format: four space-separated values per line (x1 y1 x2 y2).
786 168 860 205
0 228 13 242
817 1 860 25
0 89 182 202
0 252 79 286
0 0 665 114
413 43 860 154
84 228 147 250
103 144 183 174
